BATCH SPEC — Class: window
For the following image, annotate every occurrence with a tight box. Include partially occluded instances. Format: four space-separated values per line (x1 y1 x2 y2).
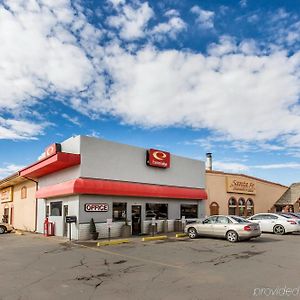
216 216 231 224
146 203 168 220
113 202 127 221
231 216 249 223
181 204 198 219
50 202 62 216
2 207 9 223
203 216 218 224
21 186 27 199
228 198 237 215
246 199 254 216
238 198 245 216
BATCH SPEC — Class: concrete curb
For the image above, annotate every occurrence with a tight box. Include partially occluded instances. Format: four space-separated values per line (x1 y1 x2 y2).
142 235 168 242
175 233 188 238
97 239 130 246
15 231 24 235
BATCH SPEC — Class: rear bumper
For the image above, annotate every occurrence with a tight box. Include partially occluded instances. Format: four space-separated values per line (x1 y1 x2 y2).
239 230 261 239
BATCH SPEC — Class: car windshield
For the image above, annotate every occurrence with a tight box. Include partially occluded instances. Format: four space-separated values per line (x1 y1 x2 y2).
230 216 249 223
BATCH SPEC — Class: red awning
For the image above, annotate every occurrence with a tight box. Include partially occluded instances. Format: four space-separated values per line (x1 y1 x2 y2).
19 152 81 178
36 178 208 200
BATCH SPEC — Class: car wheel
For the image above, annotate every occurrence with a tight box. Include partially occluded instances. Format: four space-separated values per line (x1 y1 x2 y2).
226 230 238 242
0 226 6 234
188 227 198 239
273 225 285 235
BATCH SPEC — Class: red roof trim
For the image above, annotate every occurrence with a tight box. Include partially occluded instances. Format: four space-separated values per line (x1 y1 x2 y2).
19 153 81 178
36 178 207 200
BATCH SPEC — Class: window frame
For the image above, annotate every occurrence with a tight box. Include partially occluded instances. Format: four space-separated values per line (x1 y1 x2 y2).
50 201 62 216
21 186 27 199
180 204 198 219
112 202 127 222
145 203 168 220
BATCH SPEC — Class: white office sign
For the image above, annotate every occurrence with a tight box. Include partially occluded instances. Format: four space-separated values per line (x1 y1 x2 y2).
84 203 109 212
151 217 156 226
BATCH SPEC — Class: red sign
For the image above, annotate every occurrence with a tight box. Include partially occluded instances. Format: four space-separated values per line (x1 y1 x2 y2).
147 149 170 168
84 203 109 212
45 143 61 158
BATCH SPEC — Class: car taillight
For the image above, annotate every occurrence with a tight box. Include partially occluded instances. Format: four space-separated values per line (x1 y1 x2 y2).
287 220 297 225
244 225 252 231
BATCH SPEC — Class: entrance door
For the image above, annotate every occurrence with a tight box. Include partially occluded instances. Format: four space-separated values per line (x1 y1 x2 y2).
63 205 69 237
10 207 14 225
131 205 141 235
210 202 219 216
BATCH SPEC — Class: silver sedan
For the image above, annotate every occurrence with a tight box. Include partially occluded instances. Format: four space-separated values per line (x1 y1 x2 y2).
185 215 261 242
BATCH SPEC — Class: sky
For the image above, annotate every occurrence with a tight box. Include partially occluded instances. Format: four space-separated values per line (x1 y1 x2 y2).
0 0 300 185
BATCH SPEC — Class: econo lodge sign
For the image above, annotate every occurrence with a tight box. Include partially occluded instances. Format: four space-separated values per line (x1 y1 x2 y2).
147 149 170 168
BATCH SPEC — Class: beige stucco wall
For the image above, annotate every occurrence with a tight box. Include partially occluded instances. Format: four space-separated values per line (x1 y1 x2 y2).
205 172 288 216
0 180 37 231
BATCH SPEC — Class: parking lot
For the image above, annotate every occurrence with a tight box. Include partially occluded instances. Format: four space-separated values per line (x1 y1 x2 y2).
1 233 300 300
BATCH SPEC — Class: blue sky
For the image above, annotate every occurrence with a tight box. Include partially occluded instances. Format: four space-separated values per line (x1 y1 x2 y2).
1 0 300 185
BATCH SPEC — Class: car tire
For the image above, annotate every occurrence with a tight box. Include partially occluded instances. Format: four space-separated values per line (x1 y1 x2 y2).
226 230 238 242
0 226 6 234
273 224 285 235
188 227 198 239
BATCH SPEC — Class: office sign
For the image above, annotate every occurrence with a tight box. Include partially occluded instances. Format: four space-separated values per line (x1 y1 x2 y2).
84 203 109 212
147 149 170 168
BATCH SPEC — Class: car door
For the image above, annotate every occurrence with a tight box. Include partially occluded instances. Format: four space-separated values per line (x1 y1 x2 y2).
213 216 231 237
196 216 217 236
249 214 272 232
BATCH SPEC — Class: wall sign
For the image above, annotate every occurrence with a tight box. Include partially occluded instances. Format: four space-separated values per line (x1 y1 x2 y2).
66 216 77 223
45 143 61 158
226 176 256 195
1 187 13 203
147 149 170 168
84 203 109 212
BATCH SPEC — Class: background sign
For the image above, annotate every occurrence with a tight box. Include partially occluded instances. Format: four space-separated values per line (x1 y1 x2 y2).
45 143 61 158
147 149 170 168
226 176 256 195
1 187 13 203
84 203 109 212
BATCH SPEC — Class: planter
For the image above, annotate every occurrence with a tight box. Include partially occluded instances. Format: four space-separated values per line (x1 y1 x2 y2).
90 232 99 240
121 224 132 238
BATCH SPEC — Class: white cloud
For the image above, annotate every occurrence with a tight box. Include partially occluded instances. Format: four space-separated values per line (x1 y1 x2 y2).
61 113 81 126
0 117 46 140
151 16 186 40
0 0 104 139
213 161 249 172
0 164 24 179
253 163 300 170
106 1 154 40
191 6 214 29
98 46 300 146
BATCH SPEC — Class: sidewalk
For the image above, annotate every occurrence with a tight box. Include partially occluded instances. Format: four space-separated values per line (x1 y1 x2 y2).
74 232 188 247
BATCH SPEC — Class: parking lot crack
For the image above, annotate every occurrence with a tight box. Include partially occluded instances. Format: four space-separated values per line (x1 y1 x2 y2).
151 267 166 282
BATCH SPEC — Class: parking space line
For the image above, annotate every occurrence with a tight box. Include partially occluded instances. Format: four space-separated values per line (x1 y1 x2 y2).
77 244 183 269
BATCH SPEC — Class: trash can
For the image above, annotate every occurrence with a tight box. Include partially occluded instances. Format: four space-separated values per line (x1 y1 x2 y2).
174 220 182 232
148 223 157 235
162 220 168 233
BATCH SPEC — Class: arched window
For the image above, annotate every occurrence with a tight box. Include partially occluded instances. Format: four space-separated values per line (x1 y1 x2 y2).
238 198 245 216
228 198 237 215
246 199 254 216
21 186 27 199
209 202 219 216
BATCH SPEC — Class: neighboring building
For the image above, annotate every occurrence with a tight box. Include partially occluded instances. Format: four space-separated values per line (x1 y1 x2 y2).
205 170 288 217
19 136 207 240
0 174 37 231
273 183 300 212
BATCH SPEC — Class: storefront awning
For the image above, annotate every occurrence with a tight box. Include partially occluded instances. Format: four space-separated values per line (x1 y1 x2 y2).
19 153 81 178
36 178 208 200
